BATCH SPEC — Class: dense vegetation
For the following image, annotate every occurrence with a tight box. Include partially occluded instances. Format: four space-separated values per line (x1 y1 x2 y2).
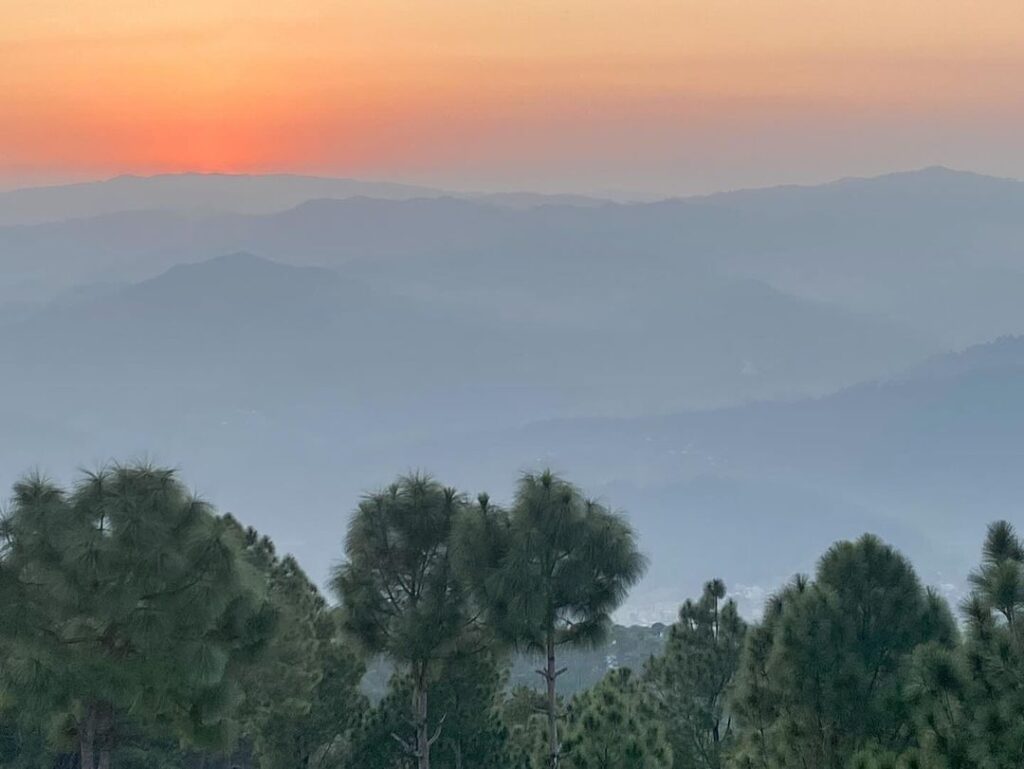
1 462 1022 769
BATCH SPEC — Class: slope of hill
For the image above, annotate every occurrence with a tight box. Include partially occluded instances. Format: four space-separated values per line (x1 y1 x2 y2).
402 335 1024 613
0 245 929 423
2 167 1022 349
0 252 938 611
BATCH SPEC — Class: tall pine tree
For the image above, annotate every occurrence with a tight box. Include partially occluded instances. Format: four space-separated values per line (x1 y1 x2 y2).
461 471 646 769
645 579 746 769
332 474 475 769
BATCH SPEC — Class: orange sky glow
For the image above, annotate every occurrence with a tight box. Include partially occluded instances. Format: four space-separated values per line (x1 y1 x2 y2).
2 0 1023 193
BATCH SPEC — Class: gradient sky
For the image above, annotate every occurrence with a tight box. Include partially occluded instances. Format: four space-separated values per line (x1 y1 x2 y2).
3 0 1023 194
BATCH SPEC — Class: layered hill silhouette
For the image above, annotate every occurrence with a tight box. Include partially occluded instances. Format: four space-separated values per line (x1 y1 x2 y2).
0 173 445 225
1 167 1023 615
3 167 1022 348
0 172 610 227
419 334 1024 612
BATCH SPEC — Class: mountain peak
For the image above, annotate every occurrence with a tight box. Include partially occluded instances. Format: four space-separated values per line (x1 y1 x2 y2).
908 335 1024 381
865 165 1017 184
145 253 344 298
199 251 273 268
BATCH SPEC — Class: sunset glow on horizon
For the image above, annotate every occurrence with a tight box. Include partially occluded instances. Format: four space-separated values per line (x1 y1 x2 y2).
3 0 1023 193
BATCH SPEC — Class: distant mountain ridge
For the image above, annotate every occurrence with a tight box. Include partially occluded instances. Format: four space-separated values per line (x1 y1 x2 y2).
5 165 1017 226
689 166 1024 211
0 173 446 225
410 333 1024 610
2 168 1024 618
6 166 1024 442
0 246 930 414
905 335 1024 380
0 251 1020 612
0 173 618 226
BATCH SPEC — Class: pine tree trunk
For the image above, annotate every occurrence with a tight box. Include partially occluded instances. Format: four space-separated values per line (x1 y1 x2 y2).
415 668 431 769
79 703 97 769
80 740 94 769
546 634 559 769
96 700 114 769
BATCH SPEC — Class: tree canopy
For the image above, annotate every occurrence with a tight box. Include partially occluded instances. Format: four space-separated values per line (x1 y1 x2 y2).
645 579 747 769
730 534 956 769
460 470 646 768
561 668 671 769
4 458 1023 769
0 466 274 769
332 473 477 769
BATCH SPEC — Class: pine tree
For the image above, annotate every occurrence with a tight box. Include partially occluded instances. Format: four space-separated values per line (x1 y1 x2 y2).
430 649 513 769
902 641 974 769
461 471 646 769
502 685 555 769
907 521 1024 769
645 579 747 769
230 522 366 769
332 474 474 769
0 466 274 769
729 534 956 769
352 652 515 769
561 668 671 769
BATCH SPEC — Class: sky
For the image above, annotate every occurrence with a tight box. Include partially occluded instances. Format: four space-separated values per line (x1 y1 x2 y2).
2 0 1023 195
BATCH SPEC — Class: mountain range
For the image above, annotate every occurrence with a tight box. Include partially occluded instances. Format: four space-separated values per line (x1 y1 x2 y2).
0 172 610 227
1 167 1023 618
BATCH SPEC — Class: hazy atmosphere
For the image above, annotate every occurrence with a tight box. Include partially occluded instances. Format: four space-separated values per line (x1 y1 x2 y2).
3 2 1024 769
3 166 1024 620
4 1 1024 193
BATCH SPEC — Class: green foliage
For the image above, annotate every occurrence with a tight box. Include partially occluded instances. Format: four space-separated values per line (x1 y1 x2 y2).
0 466 274 766
487 471 647 653
904 521 1024 769
461 470 646 768
729 534 956 769
561 668 671 769
332 473 477 769
847 747 914 769
348 680 411 769
231 522 366 769
351 652 516 769
0 712 50 768
955 521 1024 768
112 740 190 769
502 685 553 769
430 650 515 769
645 580 747 769
332 474 474 666
902 642 973 769
15 459 1024 769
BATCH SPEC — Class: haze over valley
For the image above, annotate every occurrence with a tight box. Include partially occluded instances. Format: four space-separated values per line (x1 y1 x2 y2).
2 166 1022 618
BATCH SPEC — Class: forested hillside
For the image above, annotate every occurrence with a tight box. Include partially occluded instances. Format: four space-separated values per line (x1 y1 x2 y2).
3 462 1022 769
